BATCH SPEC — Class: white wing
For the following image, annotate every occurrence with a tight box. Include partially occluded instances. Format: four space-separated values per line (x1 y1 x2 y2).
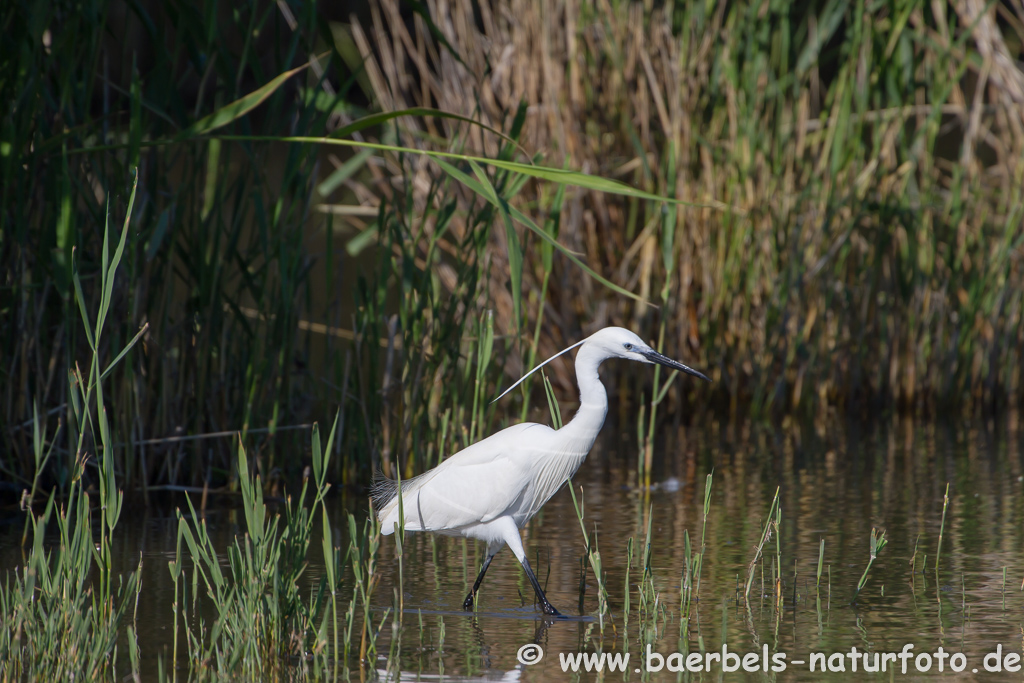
377 422 555 534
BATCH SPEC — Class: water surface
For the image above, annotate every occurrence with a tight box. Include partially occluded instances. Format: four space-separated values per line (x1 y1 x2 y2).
2 415 1022 681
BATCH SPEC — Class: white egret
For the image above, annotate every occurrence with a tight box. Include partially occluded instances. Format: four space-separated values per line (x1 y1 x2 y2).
372 326 709 616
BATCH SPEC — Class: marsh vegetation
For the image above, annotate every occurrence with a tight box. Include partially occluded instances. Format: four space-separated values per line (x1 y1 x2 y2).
2 0 1023 679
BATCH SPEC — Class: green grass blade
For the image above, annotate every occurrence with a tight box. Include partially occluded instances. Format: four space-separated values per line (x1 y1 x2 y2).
318 148 374 196
71 249 96 352
330 107 520 151
98 323 149 383
100 172 137 334
433 157 643 303
469 160 522 331
174 63 309 140
312 422 323 487
91 133 727 212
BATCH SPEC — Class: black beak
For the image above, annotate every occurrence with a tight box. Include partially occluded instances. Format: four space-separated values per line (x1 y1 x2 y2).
640 349 710 382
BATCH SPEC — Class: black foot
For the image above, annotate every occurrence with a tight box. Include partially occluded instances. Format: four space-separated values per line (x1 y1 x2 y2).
541 602 562 617
464 552 496 612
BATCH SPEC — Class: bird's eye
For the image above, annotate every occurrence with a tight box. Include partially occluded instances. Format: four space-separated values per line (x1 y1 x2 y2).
624 343 633 351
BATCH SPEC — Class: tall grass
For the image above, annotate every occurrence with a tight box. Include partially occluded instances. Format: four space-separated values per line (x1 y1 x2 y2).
568 481 610 625
168 417 340 678
1 178 145 680
2 0 345 490
352 0 1024 421
745 487 782 600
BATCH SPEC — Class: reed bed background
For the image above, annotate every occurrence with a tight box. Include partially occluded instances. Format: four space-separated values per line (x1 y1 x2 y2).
2 0 1023 506
349 0 1024 422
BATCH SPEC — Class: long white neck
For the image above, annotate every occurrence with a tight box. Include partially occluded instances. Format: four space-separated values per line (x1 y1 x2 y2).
558 342 608 448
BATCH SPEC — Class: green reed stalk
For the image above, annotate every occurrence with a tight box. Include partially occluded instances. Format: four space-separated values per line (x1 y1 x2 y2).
681 529 692 612
169 529 183 673
469 311 495 445
637 504 660 620
519 182 565 421
745 487 781 599
817 538 825 590
635 402 647 486
543 373 564 429
351 506 382 669
568 481 609 625
1 178 144 680
695 473 713 598
20 402 59 546
639 322 677 490
639 171 683 487
396 468 405 617
855 528 889 596
171 415 339 678
624 537 634 626
936 483 950 571
314 416 344 673
682 475 713 631
774 500 783 608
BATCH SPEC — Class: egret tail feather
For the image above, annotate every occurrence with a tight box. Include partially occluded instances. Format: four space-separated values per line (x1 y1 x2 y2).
372 468 437 531
370 470 397 512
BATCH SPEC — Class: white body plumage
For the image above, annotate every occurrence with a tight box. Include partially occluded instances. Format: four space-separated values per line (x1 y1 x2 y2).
373 326 708 615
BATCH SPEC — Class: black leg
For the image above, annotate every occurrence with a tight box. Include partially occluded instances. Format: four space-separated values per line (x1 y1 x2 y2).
520 556 561 617
463 551 497 610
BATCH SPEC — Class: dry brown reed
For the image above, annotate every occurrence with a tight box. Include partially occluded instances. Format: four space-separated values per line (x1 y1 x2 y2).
347 0 1024 416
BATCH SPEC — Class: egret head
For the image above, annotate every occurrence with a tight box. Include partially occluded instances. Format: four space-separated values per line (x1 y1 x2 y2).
584 327 710 381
